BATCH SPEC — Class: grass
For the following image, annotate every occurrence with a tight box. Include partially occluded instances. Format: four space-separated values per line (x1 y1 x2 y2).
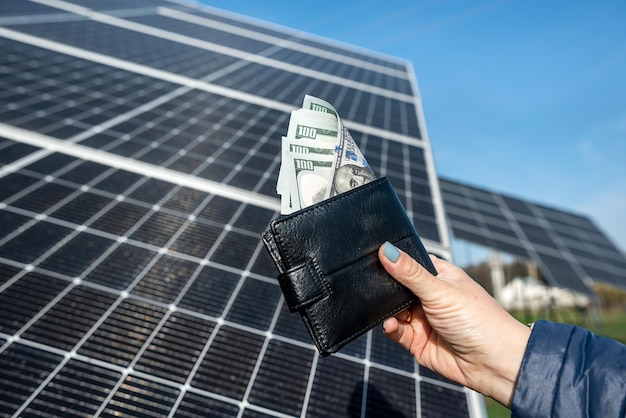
483 306 626 417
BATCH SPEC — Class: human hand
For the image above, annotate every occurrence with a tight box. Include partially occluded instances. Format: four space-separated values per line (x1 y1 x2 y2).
379 242 531 407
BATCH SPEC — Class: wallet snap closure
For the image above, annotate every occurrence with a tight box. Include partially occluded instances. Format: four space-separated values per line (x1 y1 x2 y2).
278 258 330 312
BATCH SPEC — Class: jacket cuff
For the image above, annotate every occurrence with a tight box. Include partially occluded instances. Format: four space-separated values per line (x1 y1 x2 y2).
511 320 574 417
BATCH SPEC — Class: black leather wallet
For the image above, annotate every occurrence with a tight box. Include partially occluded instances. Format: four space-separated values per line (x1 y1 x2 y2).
262 177 437 356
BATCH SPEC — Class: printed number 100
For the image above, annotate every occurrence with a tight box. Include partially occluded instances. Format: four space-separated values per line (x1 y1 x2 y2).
294 160 314 170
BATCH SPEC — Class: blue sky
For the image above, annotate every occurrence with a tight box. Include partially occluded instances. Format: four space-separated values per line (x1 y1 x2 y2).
201 0 626 252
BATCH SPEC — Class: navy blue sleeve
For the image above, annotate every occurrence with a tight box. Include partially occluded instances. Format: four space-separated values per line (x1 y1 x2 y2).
511 320 626 418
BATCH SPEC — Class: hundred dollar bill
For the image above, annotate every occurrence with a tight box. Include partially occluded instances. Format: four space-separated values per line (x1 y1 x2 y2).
279 137 336 213
286 108 339 143
278 95 376 214
302 95 375 198
277 107 338 194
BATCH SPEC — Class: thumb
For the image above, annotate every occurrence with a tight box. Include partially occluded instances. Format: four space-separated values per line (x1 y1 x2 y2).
378 242 444 301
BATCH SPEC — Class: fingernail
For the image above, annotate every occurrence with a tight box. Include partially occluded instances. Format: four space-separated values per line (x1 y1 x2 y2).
383 241 400 263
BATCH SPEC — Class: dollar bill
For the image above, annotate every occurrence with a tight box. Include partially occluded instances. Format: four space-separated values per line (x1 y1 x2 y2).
278 95 376 214
281 137 336 212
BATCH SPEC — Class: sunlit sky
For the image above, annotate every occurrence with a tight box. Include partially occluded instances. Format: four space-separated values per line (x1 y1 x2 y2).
200 0 626 252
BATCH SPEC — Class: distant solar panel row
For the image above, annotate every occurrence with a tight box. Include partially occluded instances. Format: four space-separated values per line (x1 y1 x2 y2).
440 178 626 295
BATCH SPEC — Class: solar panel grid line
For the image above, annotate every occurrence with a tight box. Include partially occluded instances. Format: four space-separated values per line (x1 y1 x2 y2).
358 327 375 418
407 66 451 252
32 0 415 103
157 6 410 79
0 124 280 211
298 350 321 418
402 141 416 223
0 11 86 26
234 296 286 417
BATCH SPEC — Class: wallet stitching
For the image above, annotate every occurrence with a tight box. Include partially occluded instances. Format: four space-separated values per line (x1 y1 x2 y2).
282 259 331 311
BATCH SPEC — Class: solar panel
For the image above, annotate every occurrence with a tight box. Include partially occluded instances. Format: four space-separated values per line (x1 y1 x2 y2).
0 1 481 417
440 177 626 296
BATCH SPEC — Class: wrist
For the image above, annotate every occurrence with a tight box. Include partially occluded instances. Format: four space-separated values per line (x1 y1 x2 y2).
481 319 532 407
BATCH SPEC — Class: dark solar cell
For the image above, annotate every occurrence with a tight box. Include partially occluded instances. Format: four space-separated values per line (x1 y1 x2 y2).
129 210 188 247
489 238 531 259
0 344 63 416
501 195 535 217
0 0 64 15
127 178 175 204
248 246 281 278
22 285 118 350
370 327 416 372
367 367 417 417
25 154 77 174
192 325 265 399
517 220 556 248
419 365 462 387
174 391 239 418
197 195 241 224
0 172 39 201
92 170 143 194
210 230 259 269
0 272 69 335
225 278 281 330
414 217 440 243
90 200 151 236
57 160 110 184
22 359 122 417
0 141 39 165
11 181 76 213
538 253 588 294
132 255 198 303
232 205 276 234
0 263 22 287
38 232 115 277
420 381 469 418
0 221 72 264
50 191 113 224
100 375 180 417
162 187 209 214
308 355 364 417
177 265 240 317
134 311 215 383
272 303 311 344
0 209 31 238
84 243 157 289
78 299 167 366
169 220 223 259
248 340 313 416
